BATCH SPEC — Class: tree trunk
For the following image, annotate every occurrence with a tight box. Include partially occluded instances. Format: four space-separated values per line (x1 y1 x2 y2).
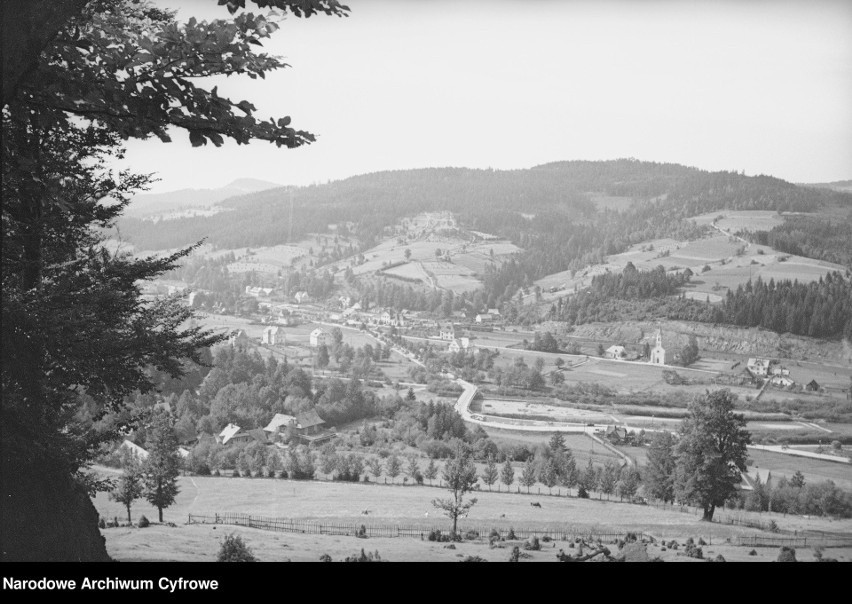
158 507 164 523
702 504 715 522
126 504 132 524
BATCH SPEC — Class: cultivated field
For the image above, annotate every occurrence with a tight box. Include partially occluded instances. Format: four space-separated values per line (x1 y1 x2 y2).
690 210 788 232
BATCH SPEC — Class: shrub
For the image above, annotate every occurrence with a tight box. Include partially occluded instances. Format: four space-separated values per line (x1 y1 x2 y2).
777 546 797 562
684 542 703 559
319 554 332 562
541 535 552 543
344 548 382 562
524 536 541 551
217 534 258 562
489 529 501 542
464 530 479 541
713 554 726 562
137 515 149 528
356 525 368 539
749 549 758 556
98 517 106 529
462 555 487 562
507 527 517 540
509 546 520 562
697 537 707 546
577 486 589 499
667 540 678 550
768 520 779 533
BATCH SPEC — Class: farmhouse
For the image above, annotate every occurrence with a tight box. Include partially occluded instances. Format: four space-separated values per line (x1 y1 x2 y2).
310 328 329 347
228 329 250 347
806 379 821 392
746 358 772 377
262 326 284 346
475 313 493 324
187 291 197 306
448 337 472 353
263 413 297 442
770 375 795 388
648 329 673 365
604 345 627 360
439 323 456 340
294 410 335 446
294 291 309 304
217 423 242 445
117 440 148 462
604 426 629 443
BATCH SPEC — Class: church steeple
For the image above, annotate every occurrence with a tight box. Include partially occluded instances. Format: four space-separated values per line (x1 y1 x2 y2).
655 329 663 348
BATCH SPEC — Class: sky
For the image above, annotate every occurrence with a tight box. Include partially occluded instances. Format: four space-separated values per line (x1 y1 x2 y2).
119 0 852 193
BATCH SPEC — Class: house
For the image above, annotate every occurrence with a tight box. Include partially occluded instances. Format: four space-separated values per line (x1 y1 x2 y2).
310 328 329 348
604 425 629 443
228 428 268 446
187 291 198 306
153 400 171 413
475 314 493 324
228 329 250 347
262 326 284 346
604 345 627 360
746 358 771 377
771 366 790 377
177 447 191 459
487 308 501 317
771 375 795 388
294 410 335 446
806 379 820 392
380 310 393 325
338 296 352 309
217 423 242 445
294 291 309 304
439 323 455 340
263 413 297 442
448 337 472 353
648 329 673 365
117 440 149 462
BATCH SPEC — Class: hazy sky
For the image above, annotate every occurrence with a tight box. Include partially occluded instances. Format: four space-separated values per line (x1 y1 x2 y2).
119 0 852 192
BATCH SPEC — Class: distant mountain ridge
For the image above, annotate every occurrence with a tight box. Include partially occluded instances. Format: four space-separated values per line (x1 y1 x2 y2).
125 178 282 218
800 180 852 193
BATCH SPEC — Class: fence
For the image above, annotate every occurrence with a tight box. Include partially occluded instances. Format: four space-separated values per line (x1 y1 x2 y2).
732 534 852 548
187 512 646 543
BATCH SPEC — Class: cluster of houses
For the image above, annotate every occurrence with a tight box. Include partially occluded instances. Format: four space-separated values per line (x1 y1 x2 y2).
217 410 335 448
746 357 820 391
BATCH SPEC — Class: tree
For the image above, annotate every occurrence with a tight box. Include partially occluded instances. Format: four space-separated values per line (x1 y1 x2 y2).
597 343 605 357
500 459 516 491
598 461 617 500
538 457 558 494
789 470 805 489
431 444 478 538
367 457 383 481
141 411 181 523
404 248 412 261
1 0 347 562
110 455 144 523
674 389 751 521
406 455 420 482
385 455 402 483
582 458 597 493
217 533 258 562
520 457 537 493
315 344 330 370
481 455 498 491
424 458 438 485
645 431 676 503
406 387 417 402
679 335 700 366
549 432 566 454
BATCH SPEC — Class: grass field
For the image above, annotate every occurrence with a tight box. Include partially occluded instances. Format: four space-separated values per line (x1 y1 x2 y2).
102 523 851 562
746 449 852 491
690 210 788 232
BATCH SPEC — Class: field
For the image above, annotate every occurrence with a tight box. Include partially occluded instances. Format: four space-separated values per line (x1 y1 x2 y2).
746 449 852 491
93 474 852 562
690 210 788 232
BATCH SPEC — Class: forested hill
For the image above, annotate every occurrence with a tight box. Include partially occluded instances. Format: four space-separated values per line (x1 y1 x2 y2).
116 159 849 253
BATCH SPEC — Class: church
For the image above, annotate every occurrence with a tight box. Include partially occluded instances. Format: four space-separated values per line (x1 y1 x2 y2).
648 329 673 365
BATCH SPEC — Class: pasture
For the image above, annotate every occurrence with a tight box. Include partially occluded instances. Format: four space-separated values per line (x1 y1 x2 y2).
690 210 788 232
747 449 852 491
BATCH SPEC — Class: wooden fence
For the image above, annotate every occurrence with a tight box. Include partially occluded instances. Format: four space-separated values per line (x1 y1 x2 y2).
187 512 645 543
732 534 852 548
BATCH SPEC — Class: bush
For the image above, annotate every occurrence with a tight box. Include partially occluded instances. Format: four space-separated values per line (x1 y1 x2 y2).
524 536 541 551
461 555 488 562
777 546 797 562
541 535 552 543
768 520 779 533
137 515 149 528
749 549 758 556
509 546 520 562
319 554 332 562
428 529 455 543
713 554 726 562
98 517 106 529
464 530 479 541
577 486 589 499
697 537 707 546
344 548 382 562
217 534 258 562
507 527 517 540
356 525 368 539
489 529 501 542
684 542 703 559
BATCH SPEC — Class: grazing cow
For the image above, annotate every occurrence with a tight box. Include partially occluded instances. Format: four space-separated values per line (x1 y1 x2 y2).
361 510 370 515
531 502 542 508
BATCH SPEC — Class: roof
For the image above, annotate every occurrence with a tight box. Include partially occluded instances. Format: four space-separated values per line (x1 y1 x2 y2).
310 328 327 337
219 423 241 444
264 413 296 433
118 440 149 460
606 345 626 353
297 410 326 429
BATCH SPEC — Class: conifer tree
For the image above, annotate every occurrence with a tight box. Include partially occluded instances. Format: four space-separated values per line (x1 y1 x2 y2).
142 411 181 523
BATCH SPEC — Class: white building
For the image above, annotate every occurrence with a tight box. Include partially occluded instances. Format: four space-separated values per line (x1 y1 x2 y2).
747 358 771 377
439 323 455 340
310 328 329 348
448 337 472 353
262 326 284 346
605 345 627 360
228 329 250 347
648 330 673 365
217 423 241 445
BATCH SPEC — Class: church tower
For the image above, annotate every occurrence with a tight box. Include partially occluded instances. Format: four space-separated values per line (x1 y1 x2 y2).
649 329 671 365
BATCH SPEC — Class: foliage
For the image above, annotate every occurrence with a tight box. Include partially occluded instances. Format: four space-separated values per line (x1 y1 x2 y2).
645 432 676 503
432 444 479 537
137 515 149 528
776 547 797 563
109 456 144 523
678 335 699 367
481 455 499 490
217 534 258 562
141 410 181 522
674 390 750 521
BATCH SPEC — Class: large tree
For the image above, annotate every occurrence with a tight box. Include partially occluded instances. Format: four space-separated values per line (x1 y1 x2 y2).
431 444 478 538
1 0 347 561
673 389 751 521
